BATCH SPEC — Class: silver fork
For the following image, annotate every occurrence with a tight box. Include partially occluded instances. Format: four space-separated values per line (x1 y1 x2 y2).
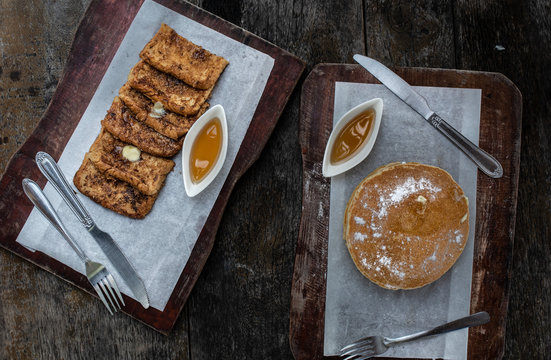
340 311 490 359
22 178 125 315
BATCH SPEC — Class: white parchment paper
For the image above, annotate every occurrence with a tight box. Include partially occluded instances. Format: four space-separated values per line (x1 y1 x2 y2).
16 0 274 311
323 83 480 359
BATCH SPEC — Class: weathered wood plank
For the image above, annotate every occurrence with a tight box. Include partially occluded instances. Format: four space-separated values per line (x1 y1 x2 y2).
2 0 304 339
1 0 550 358
0 0 193 357
364 0 455 68
188 1 364 359
453 0 551 358
1 0 304 357
291 63 521 360
0 0 89 174
0 247 191 359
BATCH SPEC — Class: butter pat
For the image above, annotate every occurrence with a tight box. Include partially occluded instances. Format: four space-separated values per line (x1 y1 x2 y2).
122 145 141 162
416 195 427 215
149 101 166 118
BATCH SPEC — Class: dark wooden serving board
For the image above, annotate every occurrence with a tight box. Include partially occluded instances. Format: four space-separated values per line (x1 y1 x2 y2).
289 64 522 359
0 0 304 334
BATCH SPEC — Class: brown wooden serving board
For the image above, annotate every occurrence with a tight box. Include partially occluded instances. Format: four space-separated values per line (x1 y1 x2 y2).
289 64 522 359
0 0 304 334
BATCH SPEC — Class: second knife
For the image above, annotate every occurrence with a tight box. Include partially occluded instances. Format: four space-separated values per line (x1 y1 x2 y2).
353 54 503 178
35 152 150 309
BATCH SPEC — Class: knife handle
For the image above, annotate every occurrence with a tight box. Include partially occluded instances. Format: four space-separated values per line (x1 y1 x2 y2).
35 152 95 229
22 178 89 262
428 114 503 178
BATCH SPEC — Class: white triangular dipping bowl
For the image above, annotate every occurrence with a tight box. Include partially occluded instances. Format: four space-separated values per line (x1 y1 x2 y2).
322 98 383 177
182 104 228 197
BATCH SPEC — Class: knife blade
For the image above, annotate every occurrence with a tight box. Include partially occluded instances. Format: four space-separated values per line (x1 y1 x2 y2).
353 54 503 178
35 152 150 309
87 225 149 309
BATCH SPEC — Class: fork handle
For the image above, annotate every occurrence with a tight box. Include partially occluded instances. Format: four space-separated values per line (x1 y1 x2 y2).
385 312 490 347
22 178 89 263
35 152 95 229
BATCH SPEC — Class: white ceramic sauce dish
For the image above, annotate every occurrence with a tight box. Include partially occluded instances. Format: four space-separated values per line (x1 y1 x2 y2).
322 98 383 177
182 104 228 197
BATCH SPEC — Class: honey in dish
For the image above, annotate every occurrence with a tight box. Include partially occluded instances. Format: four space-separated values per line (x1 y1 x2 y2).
330 108 375 164
190 118 222 183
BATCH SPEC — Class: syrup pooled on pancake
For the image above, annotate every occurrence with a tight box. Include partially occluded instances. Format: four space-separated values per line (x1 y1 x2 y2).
344 162 469 290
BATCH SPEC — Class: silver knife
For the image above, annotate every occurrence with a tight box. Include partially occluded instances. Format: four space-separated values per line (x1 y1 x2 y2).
35 152 150 309
353 54 503 178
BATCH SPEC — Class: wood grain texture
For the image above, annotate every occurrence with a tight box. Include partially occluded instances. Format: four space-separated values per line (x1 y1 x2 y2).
289 64 521 360
1 0 550 359
186 1 364 359
364 0 455 68
0 0 304 345
0 0 162 328
0 1 189 358
0 0 89 174
147 0 305 334
452 1 551 358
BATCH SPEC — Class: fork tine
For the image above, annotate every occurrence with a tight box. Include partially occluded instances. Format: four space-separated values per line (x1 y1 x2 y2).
341 354 361 360
98 279 118 313
342 355 361 360
341 338 372 352
102 277 122 311
93 283 114 315
342 345 375 360
341 341 375 356
107 274 125 306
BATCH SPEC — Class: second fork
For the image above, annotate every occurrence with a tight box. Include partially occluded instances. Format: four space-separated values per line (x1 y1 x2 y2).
22 178 125 314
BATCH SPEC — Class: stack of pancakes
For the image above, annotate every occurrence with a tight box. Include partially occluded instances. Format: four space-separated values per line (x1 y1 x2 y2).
344 162 469 290
74 24 228 219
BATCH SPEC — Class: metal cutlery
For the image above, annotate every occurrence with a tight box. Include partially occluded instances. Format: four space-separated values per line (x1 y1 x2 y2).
353 54 503 178
22 178 124 314
34 152 150 309
340 311 490 359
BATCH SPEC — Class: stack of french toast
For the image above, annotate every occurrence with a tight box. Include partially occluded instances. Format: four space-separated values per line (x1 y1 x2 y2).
73 24 228 219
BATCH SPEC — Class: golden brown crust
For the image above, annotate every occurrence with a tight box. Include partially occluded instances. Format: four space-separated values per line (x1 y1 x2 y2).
101 97 183 157
88 128 175 195
127 60 212 116
139 23 229 90
118 83 207 140
344 162 469 290
73 156 157 219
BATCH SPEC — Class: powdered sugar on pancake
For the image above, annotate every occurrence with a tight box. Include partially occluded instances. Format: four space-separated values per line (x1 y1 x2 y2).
344 163 469 290
375 177 441 219
354 232 368 242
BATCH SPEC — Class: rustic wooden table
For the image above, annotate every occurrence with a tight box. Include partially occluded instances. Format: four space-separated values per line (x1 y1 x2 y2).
0 0 549 359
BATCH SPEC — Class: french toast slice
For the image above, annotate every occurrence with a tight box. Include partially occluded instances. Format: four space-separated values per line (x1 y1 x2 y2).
101 97 183 157
139 23 228 90
127 60 212 116
88 128 174 195
118 83 207 140
73 155 157 219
